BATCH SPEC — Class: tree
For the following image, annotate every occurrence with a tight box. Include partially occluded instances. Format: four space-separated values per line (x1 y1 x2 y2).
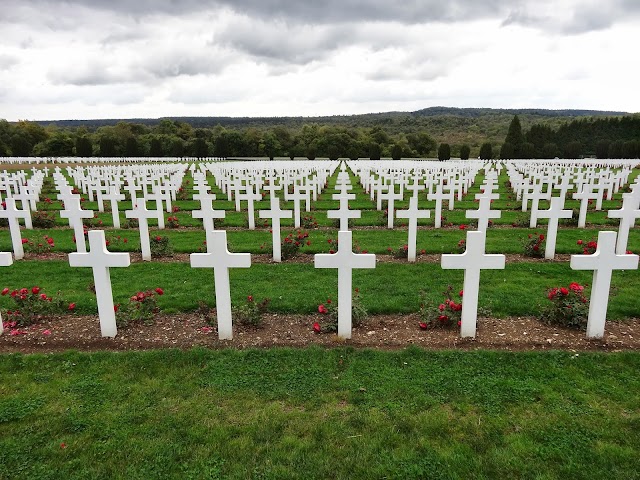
149 137 163 157
459 145 470 160
75 136 93 157
170 138 185 157
520 142 535 159
192 138 209 158
10 133 32 156
306 145 316 160
541 143 559 159
595 140 610 159
260 133 280 160
608 140 624 159
368 143 381 160
437 143 450 161
125 137 139 157
500 143 514 159
622 140 639 158
479 143 492 160
504 115 524 158
563 141 582 159
37 132 74 157
407 132 436 156
99 136 116 157
390 144 402 160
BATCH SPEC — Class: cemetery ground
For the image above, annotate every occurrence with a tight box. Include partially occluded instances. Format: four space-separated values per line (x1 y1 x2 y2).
1 160 639 478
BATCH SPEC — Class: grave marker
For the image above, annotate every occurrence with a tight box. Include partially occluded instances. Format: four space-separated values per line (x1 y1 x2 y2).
68 230 130 338
190 230 251 340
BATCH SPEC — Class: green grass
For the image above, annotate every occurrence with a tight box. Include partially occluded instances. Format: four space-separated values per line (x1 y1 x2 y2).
0 260 638 319
0 347 638 479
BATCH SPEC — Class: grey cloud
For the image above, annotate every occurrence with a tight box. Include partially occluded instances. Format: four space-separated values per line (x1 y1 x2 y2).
139 48 231 79
0 54 20 71
47 62 127 86
214 18 353 65
7 0 515 25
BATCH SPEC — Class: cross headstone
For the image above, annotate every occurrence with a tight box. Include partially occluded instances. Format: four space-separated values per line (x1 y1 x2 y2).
259 196 293 262
327 199 361 231
190 230 251 340
608 193 640 254
441 231 506 338
0 198 28 260
68 230 131 337
572 185 599 228
192 194 225 241
103 186 126 229
537 196 573 259
427 183 450 228
125 199 158 261
396 196 431 262
314 230 376 339
0 251 13 336
570 231 639 338
60 196 94 254
466 193 501 236
379 184 403 229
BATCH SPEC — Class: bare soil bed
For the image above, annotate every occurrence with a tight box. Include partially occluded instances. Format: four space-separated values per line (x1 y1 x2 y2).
2 312 639 354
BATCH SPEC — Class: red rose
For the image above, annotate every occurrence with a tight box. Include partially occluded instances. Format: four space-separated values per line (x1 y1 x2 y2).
539 234 545 240
1 288 8 296
438 304 445 311
577 240 583 245
438 315 448 322
459 290 463 297
68 303 76 310
40 294 47 300
419 322 428 330
327 299 332 304
247 295 253 302
21 238 28 244
114 304 120 312
155 288 164 295
318 304 328 314
20 288 28 295
560 287 569 296
32 286 40 295
312 322 321 333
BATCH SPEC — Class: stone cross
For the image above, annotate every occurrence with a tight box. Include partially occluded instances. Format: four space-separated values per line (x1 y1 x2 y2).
572 185 598 228
396 196 431 262
239 184 262 230
314 230 376 339
259 196 293 262
571 231 639 338
192 194 225 240
68 230 131 338
528 184 552 228
0 251 12 336
327 199 361 231
441 231 506 338
190 230 251 340
125 199 158 261
103 186 126 229
288 184 307 228
60 196 94 254
427 183 450 228
0 198 28 260
537 196 573 259
379 185 403 228
608 193 640 254
466 193 501 236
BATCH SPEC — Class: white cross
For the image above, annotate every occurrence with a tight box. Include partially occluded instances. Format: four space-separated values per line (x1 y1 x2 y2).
441 231 506 338
0 198 28 260
396 196 431 262
288 184 307 228
125 199 159 261
572 185 599 228
608 193 640 254
103 186 126 229
68 230 131 338
379 185 403 229
466 193 501 236
238 184 262 230
427 183 450 228
570 231 639 338
327 199 361 231
146 187 165 229
60 196 94 254
192 194 225 242
259 196 293 262
190 230 251 340
0 251 13 336
537 196 573 259
314 230 376 339
528 184 552 228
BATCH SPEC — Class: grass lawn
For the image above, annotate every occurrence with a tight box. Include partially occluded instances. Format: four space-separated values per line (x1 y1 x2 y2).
1 347 638 479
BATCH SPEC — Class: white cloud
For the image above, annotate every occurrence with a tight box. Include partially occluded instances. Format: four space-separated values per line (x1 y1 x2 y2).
0 0 639 120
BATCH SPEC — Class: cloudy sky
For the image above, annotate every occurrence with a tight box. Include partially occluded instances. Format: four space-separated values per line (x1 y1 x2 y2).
1 0 638 121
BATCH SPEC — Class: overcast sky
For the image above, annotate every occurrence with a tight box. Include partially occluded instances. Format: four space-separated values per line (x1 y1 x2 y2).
1 0 638 121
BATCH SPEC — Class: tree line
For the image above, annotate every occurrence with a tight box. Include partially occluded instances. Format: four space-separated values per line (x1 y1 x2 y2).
1 111 638 160
500 115 640 159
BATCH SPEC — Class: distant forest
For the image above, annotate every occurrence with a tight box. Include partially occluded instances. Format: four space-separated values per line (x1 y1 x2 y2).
0 107 638 160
